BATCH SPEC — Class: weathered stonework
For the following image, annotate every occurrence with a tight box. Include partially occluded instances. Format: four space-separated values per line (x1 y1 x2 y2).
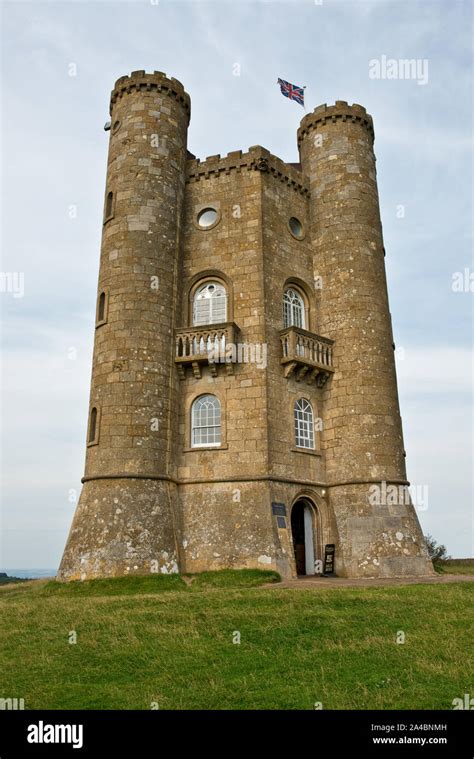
58 73 433 581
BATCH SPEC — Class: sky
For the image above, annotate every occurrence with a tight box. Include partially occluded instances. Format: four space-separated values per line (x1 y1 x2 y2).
0 0 472 568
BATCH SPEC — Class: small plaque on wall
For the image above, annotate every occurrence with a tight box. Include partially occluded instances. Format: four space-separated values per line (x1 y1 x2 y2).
272 502 286 517
276 516 286 529
323 544 335 575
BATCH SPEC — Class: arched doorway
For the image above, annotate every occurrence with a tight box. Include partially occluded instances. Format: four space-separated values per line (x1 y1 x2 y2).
291 499 317 576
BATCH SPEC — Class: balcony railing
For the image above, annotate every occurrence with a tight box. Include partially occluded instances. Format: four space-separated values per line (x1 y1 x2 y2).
280 326 335 386
175 322 239 379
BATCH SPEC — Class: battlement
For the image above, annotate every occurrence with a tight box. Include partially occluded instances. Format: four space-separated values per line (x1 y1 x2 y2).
110 70 191 121
186 145 309 195
297 101 374 146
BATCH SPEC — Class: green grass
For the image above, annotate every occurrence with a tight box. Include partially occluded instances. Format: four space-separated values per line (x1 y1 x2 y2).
183 568 280 588
42 573 187 596
0 575 28 585
34 569 280 597
0 570 472 710
437 561 474 576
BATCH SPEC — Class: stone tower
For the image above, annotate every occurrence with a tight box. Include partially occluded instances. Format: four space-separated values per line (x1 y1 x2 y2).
59 71 190 579
58 73 432 581
298 102 431 576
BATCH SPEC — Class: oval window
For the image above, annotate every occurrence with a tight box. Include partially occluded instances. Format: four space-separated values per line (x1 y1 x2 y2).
289 216 303 238
197 208 218 228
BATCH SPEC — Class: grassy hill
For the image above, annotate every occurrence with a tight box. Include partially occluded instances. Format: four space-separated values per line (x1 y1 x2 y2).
436 559 474 575
0 573 27 585
0 569 472 710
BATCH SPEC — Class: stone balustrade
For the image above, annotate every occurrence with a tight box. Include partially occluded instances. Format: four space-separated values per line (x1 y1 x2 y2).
175 322 239 378
280 326 335 386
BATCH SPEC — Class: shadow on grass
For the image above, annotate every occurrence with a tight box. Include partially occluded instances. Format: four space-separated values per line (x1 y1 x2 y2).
40 569 281 597
184 568 280 589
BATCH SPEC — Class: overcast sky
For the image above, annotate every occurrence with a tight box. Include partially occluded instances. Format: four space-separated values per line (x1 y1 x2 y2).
1 0 472 568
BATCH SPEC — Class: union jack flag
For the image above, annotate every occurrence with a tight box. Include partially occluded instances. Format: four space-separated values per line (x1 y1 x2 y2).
277 78 305 107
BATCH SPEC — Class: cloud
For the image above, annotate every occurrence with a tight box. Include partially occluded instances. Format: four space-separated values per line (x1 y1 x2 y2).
396 346 473 396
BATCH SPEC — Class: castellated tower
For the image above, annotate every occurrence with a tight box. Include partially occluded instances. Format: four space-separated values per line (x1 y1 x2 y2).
58 73 432 581
59 72 189 579
298 103 431 576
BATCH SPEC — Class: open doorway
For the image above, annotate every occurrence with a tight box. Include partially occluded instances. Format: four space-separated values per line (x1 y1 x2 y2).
291 499 316 576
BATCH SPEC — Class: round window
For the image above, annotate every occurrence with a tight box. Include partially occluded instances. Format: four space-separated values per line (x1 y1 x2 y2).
289 216 303 238
197 208 218 228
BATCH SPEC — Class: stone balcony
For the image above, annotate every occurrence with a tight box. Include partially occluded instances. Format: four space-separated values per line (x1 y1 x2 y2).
175 322 239 379
280 326 335 386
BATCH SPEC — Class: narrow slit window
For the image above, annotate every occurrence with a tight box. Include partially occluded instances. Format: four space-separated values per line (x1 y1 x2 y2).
97 292 106 323
105 191 114 219
88 407 98 444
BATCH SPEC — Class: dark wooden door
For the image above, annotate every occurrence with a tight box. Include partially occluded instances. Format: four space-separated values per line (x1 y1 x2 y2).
291 501 306 575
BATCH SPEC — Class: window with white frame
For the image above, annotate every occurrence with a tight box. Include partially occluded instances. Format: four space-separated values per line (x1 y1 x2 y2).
294 398 315 449
193 282 227 326
283 287 305 329
191 395 221 447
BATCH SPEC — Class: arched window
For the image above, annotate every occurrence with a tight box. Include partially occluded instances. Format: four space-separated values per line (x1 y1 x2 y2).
283 288 305 329
193 282 227 326
105 191 114 220
294 398 314 450
88 407 98 444
191 394 221 447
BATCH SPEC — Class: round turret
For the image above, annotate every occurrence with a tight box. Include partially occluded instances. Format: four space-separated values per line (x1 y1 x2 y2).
298 103 431 576
58 71 190 580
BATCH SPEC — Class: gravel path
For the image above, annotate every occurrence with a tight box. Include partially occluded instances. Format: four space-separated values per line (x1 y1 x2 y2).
264 573 474 590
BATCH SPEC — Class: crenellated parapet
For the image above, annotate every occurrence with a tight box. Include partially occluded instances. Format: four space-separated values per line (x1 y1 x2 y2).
109 70 191 122
297 101 374 147
186 145 309 196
